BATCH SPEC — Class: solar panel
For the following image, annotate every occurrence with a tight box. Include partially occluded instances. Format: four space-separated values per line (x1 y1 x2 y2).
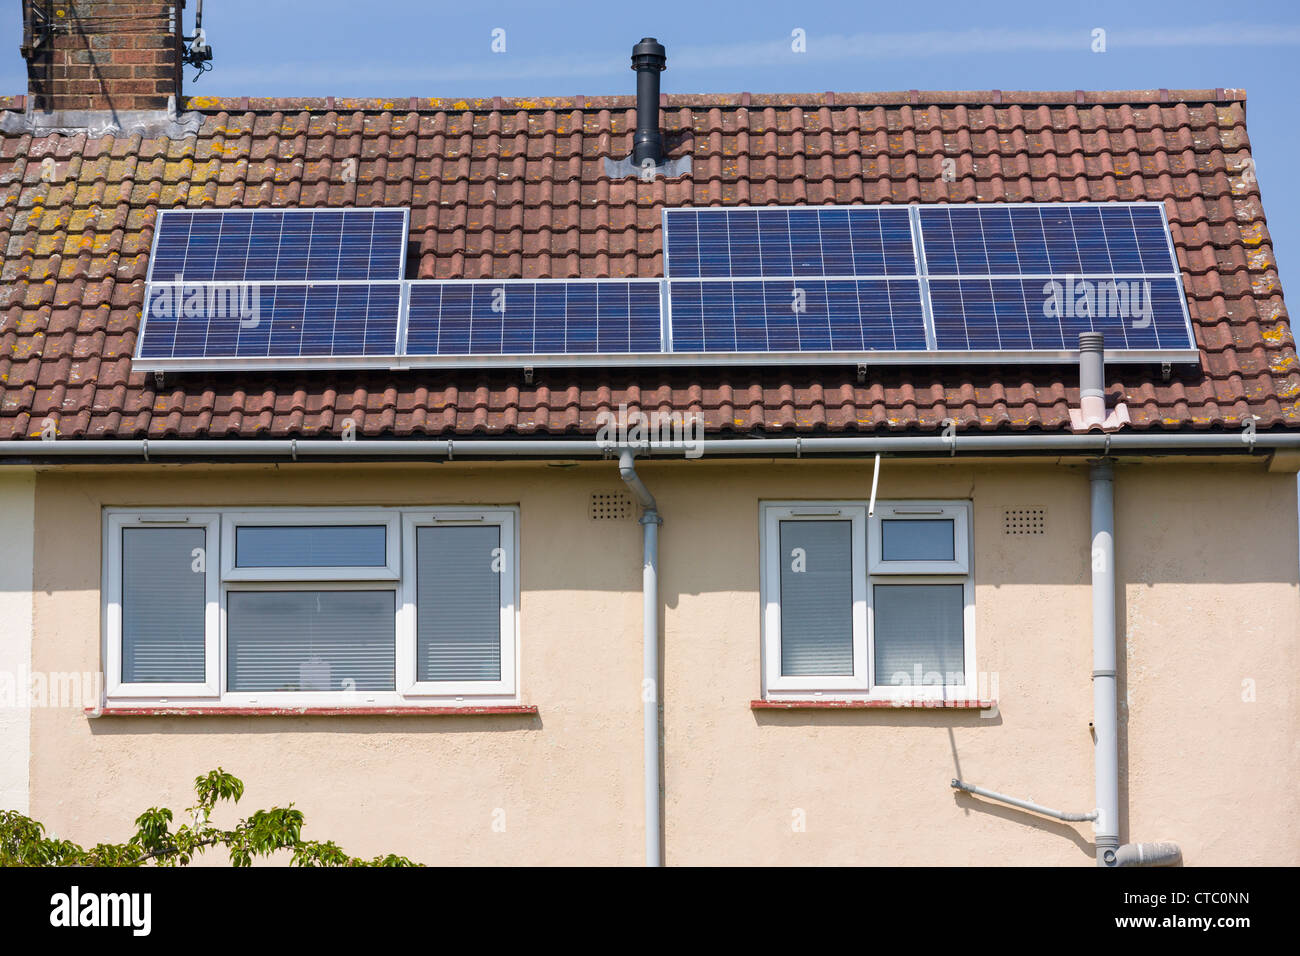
664 206 917 279
668 279 927 352
928 276 1191 351
406 281 663 355
137 282 402 360
918 204 1176 276
148 208 409 283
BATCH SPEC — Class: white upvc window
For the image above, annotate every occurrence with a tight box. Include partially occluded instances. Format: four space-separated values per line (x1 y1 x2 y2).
761 500 976 701
104 512 221 699
102 507 519 708
398 510 518 698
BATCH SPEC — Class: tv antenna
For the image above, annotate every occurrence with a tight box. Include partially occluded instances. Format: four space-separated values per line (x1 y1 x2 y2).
182 0 214 80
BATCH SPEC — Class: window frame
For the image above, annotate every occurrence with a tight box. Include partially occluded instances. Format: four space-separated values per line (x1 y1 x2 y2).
220 510 400 582
870 502 970 574
398 509 519 698
760 500 977 702
761 503 869 694
102 506 520 709
103 511 221 700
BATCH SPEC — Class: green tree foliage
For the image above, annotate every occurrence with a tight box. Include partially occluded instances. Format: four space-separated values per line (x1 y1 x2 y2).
0 768 419 867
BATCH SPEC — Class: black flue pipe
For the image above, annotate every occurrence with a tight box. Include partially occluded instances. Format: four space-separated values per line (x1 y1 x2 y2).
631 37 667 165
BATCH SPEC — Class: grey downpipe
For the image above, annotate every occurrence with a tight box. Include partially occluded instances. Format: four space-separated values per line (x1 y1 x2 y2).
1082 334 1181 867
1090 458 1120 866
951 335 1181 866
619 449 662 867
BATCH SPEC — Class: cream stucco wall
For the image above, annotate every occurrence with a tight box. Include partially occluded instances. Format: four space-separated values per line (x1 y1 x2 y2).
21 457 1300 865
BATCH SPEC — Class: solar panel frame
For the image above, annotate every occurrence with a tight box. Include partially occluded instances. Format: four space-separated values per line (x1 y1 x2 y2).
145 206 410 284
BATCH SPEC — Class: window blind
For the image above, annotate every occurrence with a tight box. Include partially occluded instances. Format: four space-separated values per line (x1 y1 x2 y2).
121 527 207 683
415 525 503 682
226 590 396 691
873 583 965 685
778 520 854 676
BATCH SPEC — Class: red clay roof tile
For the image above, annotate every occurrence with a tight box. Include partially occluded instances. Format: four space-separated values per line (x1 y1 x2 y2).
0 89 1296 439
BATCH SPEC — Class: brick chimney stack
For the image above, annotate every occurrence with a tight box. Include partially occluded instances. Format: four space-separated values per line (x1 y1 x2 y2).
21 1 185 114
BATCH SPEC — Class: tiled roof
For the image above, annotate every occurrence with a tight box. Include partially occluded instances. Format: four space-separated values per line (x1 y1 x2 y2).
0 88 1296 440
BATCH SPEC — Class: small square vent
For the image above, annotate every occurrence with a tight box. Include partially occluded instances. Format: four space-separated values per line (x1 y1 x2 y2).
590 491 633 521
1004 508 1046 535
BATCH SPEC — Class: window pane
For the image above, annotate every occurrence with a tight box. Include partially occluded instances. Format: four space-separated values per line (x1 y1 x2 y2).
416 526 503 682
122 527 207 683
778 520 853 676
881 518 955 561
227 590 395 691
873 583 965 685
235 525 386 567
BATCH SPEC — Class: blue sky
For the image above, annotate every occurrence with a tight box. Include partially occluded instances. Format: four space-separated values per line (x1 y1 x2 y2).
2 0 1299 276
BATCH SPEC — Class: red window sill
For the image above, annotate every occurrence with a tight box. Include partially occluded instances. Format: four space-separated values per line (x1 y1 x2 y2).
752 699 996 710
86 705 539 718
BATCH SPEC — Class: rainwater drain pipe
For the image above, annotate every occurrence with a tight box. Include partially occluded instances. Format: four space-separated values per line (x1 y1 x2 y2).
619 449 662 866
1090 455 1121 866
951 334 1182 867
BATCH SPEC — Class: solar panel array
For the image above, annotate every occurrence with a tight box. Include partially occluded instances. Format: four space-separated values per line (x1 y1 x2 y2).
916 204 1190 351
135 203 1197 370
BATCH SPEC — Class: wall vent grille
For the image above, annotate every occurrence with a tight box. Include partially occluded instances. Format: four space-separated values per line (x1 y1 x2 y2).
590 491 633 521
1003 508 1046 535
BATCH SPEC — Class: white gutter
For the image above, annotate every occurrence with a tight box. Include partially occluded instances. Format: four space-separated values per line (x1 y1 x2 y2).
618 450 662 867
1 431 1298 460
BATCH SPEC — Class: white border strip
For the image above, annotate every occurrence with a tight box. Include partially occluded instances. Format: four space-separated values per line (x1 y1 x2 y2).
132 347 1200 373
